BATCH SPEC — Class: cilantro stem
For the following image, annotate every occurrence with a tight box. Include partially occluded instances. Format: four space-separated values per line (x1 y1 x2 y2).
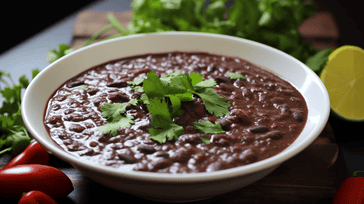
83 25 114 47
0 146 12 155
107 13 128 35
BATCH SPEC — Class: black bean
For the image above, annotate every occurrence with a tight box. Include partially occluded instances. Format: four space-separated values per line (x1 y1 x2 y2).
250 125 269 133
171 148 192 162
108 92 129 103
131 91 143 99
234 78 245 87
138 145 156 154
67 80 85 88
87 88 99 96
118 153 136 164
150 158 173 170
184 125 196 134
107 81 128 88
47 115 62 124
214 138 230 147
219 83 234 92
242 88 252 99
239 148 257 164
292 110 304 122
206 162 224 172
215 76 230 84
207 63 217 72
226 109 251 125
68 124 85 133
155 151 169 158
261 130 283 140
216 118 232 131
79 148 95 156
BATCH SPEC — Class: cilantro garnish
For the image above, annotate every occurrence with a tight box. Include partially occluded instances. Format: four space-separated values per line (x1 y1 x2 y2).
97 98 138 136
97 70 231 144
228 72 246 80
200 137 211 144
142 71 230 143
193 120 225 134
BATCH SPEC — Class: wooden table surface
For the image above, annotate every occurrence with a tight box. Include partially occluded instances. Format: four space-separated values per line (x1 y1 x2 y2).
1 7 344 204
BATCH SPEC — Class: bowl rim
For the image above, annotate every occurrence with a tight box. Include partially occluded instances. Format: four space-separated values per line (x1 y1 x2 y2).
22 31 330 183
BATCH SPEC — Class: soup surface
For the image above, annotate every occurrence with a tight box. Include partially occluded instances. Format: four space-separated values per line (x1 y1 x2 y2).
44 52 307 173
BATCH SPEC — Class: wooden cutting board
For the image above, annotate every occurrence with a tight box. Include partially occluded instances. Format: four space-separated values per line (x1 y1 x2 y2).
0 8 344 204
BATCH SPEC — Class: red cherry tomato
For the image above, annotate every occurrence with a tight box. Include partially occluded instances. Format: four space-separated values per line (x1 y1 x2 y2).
2 141 49 170
331 170 364 204
18 191 58 204
0 164 73 198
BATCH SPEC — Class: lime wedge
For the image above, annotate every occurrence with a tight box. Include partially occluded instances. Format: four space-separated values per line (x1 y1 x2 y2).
320 45 364 121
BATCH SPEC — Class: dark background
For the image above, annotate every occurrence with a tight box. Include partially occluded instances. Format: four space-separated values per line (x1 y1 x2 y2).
1 0 363 53
0 0 97 55
1 0 363 150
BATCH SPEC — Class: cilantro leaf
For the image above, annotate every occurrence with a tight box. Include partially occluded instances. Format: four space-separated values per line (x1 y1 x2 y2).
194 78 216 90
200 137 211 144
147 98 171 119
149 115 184 143
0 127 32 155
127 77 144 86
194 88 230 117
97 99 138 136
47 43 73 63
169 73 194 91
143 71 169 98
305 48 334 74
193 120 225 134
139 93 150 105
100 103 128 119
188 72 203 86
98 115 134 136
147 98 184 143
228 72 246 80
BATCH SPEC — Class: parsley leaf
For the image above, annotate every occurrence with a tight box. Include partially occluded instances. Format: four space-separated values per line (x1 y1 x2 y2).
193 120 225 134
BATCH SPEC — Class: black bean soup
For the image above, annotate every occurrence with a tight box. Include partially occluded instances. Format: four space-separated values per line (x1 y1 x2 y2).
44 52 307 173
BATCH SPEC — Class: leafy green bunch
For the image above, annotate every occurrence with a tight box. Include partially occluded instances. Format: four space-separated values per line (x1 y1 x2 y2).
129 0 318 62
48 0 333 74
0 70 39 155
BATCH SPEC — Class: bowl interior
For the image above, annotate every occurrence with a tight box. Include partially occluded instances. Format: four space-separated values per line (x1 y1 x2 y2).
22 32 330 181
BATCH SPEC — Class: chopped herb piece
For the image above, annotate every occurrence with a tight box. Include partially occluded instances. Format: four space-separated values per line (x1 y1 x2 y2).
193 120 225 134
228 72 246 80
127 77 144 86
200 137 211 144
79 85 88 90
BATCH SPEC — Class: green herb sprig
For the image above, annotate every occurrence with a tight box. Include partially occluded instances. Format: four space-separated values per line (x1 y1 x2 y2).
97 71 229 144
0 70 39 155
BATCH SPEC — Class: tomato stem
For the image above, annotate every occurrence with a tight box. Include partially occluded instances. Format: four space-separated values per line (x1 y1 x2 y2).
352 170 364 177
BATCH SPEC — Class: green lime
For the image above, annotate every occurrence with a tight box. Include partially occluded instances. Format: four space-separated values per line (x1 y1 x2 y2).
320 45 364 121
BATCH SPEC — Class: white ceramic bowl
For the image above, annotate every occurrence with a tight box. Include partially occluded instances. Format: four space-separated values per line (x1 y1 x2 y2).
22 32 330 202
